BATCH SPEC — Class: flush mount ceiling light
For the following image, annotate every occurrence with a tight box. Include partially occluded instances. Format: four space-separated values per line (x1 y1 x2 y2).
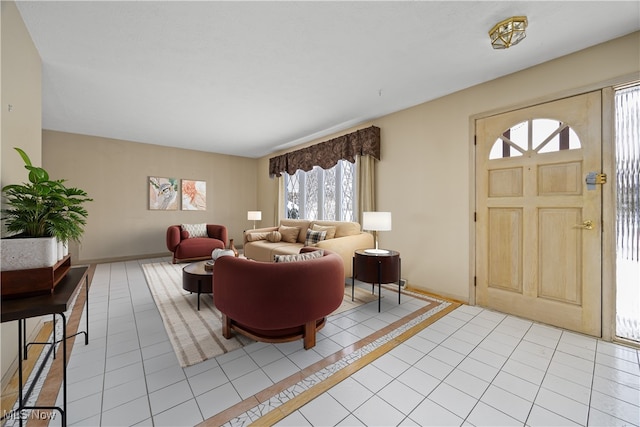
489 16 528 49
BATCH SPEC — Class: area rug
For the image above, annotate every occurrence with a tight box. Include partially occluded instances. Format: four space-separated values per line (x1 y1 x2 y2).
141 262 377 367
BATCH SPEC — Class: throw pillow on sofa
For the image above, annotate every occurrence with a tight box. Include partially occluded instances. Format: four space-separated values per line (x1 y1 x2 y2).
266 231 282 242
274 250 324 263
181 223 208 238
305 229 327 246
278 225 300 243
311 224 336 239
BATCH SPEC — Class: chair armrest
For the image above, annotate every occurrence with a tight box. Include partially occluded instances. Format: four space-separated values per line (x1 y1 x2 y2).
207 224 228 244
166 225 181 252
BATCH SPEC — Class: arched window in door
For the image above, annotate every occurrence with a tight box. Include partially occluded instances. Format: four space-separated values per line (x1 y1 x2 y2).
489 118 582 159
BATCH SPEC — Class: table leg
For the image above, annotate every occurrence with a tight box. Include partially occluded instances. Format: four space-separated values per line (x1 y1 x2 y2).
398 257 402 305
84 274 89 345
378 259 382 313
197 280 202 311
351 257 355 302
52 315 57 358
18 319 24 427
22 319 28 360
61 312 68 426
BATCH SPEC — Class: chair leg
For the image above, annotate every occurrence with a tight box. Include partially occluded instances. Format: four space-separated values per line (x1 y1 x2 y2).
222 314 232 339
303 321 316 349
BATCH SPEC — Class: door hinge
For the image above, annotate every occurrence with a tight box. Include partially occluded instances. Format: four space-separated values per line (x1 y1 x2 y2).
474 276 477 287
474 212 477 222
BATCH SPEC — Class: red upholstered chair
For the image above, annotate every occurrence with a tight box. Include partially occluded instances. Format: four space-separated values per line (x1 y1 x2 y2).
213 248 345 349
166 224 227 263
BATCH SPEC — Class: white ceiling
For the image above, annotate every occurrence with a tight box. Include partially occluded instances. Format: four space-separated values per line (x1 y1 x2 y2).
15 1 640 158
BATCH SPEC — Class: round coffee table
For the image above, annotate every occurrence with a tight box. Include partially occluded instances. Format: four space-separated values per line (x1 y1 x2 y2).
182 261 213 310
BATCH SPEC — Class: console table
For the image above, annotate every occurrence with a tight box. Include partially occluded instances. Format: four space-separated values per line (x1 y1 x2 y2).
352 249 401 312
1 266 90 427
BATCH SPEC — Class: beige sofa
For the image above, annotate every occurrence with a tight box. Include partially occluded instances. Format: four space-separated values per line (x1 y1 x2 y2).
243 219 373 277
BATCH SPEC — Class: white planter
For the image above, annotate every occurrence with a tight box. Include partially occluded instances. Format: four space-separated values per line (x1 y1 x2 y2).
1 236 58 271
57 239 64 260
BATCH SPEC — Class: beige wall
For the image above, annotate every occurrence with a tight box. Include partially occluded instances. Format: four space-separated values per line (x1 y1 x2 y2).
1 0 44 385
257 32 640 303
2 1 638 383
42 131 259 263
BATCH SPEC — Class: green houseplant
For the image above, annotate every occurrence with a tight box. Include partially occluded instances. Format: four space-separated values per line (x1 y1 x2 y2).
1 147 92 245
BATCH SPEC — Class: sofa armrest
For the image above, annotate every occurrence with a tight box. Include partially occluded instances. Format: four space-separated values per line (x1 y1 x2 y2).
207 224 228 244
166 225 182 252
316 232 374 277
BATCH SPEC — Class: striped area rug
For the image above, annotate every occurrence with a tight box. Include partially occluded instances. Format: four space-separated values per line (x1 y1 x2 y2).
141 262 377 367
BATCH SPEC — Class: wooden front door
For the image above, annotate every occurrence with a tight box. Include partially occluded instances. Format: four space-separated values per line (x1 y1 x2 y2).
475 91 603 336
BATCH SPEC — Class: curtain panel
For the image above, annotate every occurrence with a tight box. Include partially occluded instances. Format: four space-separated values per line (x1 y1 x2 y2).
268 126 380 177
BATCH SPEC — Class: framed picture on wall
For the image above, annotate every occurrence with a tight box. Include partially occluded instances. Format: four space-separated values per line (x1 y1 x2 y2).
181 179 206 210
149 177 179 210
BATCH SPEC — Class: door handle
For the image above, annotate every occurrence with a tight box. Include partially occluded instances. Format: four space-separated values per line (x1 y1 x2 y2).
574 220 594 230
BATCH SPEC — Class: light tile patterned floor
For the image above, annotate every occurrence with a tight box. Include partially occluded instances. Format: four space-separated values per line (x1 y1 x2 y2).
9 258 639 427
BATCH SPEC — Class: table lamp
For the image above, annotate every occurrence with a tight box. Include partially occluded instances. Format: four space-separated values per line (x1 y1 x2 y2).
362 211 392 254
247 211 262 229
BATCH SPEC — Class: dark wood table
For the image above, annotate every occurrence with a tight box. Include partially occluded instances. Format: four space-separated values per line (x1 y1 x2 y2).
352 249 401 312
183 261 213 310
1 266 89 427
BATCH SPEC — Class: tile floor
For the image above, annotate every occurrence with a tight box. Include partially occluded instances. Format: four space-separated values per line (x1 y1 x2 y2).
21 258 640 426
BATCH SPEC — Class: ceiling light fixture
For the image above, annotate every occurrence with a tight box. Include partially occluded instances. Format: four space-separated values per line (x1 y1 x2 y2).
489 16 528 49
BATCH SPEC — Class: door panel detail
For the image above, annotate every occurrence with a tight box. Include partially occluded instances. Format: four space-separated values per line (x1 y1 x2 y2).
538 162 582 196
488 208 523 293
538 208 582 305
489 168 523 197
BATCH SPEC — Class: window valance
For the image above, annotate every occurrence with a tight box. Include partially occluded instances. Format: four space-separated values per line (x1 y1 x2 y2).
269 126 380 177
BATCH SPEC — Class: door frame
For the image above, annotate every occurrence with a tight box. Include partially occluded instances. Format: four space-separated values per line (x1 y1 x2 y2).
468 76 637 341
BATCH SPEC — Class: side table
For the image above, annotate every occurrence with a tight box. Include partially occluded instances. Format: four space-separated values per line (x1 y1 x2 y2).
1 266 90 427
352 249 401 312
182 261 213 310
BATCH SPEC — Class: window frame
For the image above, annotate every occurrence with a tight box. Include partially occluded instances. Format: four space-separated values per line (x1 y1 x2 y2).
284 159 356 222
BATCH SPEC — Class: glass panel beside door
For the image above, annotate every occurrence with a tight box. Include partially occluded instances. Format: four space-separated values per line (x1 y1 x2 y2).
615 84 640 343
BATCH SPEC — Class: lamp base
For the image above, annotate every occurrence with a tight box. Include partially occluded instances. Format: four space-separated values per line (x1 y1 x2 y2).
364 248 390 255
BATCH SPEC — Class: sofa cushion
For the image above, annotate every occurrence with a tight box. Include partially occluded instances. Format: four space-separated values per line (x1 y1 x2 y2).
305 229 326 246
311 224 336 239
279 219 312 242
278 225 300 243
181 223 207 238
266 231 282 242
274 249 324 263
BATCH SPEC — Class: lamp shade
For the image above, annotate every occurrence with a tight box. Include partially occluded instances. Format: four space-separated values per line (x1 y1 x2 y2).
247 211 262 221
362 212 392 231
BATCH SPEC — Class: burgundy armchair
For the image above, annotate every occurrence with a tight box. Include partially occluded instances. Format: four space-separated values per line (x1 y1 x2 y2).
166 224 227 263
213 248 345 349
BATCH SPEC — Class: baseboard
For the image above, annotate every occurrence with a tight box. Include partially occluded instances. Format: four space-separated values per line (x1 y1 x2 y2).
76 252 171 265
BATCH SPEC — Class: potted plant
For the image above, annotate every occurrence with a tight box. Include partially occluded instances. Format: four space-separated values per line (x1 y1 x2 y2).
1 147 92 272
